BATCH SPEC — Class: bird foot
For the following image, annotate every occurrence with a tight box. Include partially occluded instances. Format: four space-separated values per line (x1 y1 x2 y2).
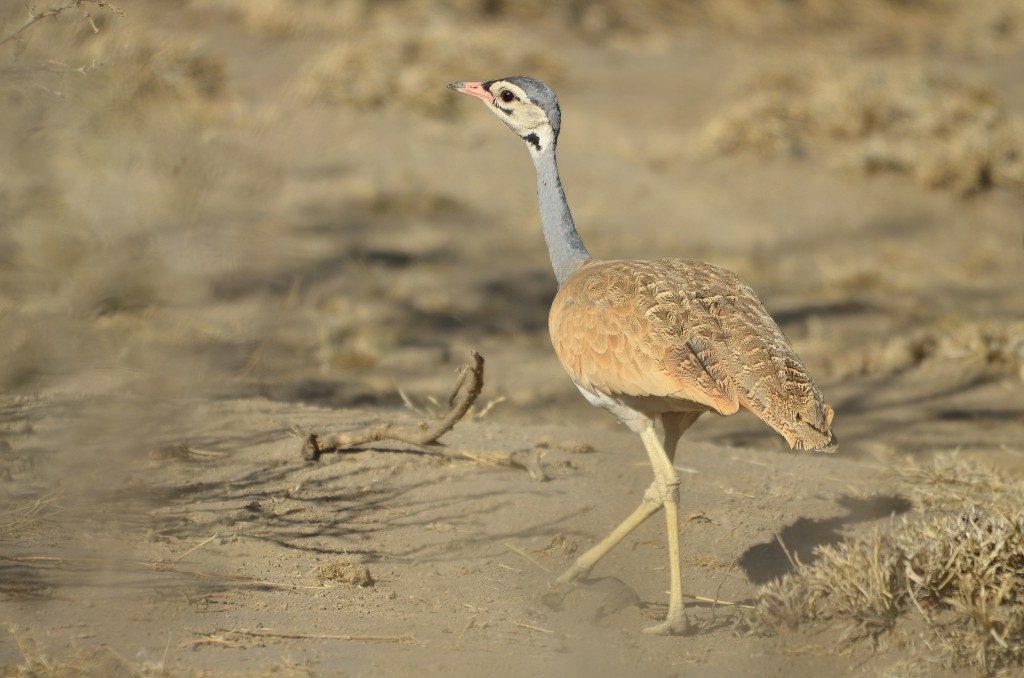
643 613 696 636
542 562 591 610
541 579 575 611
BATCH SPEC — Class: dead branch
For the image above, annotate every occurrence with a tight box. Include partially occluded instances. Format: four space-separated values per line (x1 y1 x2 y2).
0 7 66 47
0 1 126 48
209 627 420 644
300 351 484 460
459 447 547 481
148 443 229 461
297 351 546 480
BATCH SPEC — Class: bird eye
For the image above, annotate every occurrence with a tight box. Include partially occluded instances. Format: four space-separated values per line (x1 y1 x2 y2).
500 90 515 103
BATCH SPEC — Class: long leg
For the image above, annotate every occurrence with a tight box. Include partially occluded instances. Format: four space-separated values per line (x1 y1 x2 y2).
553 412 701 585
638 426 691 635
645 411 700 634
549 413 700 635
553 482 664 587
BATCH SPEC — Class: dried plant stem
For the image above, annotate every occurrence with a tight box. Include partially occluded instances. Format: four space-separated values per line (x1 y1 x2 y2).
172 533 218 563
0 497 61 536
299 351 484 460
690 594 754 610
296 352 545 479
0 1 125 47
504 542 553 573
213 627 419 644
514 622 554 634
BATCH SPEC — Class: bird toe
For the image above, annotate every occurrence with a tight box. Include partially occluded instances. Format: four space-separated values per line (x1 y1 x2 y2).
642 614 696 636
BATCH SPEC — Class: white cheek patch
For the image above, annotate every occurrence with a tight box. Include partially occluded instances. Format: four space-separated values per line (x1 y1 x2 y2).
518 107 547 127
483 84 555 151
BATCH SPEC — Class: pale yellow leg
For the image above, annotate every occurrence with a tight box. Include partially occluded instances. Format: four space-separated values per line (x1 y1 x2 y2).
637 426 691 635
549 422 695 635
553 486 663 586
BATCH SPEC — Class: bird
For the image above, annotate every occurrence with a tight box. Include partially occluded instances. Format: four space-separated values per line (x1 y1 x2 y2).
448 76 836 635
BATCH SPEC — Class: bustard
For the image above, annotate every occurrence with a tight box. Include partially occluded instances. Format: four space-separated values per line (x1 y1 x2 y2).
448 76 836 635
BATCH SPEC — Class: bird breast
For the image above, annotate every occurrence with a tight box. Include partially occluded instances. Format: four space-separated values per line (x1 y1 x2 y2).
548 259 836 451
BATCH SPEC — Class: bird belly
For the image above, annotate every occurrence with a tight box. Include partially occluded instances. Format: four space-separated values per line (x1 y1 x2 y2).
573 381 710 433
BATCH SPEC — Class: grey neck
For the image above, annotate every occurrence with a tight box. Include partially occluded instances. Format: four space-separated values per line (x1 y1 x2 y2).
530 143 591 286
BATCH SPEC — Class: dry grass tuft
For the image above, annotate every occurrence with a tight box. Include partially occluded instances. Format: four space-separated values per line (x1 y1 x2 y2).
755 529 905 637
0 497 61 537
856 321 1024 378
292 15 561 115
192 0 564 116
5 623 317 676
198 0 688 44
890 452 1021 514
703 61 1024 196
74 30 227 127
317 558 375 587
193 0 368 39
6 624 168 677
208 0 1024 53
0 10 239 396
695 0 1024 55
752 455 1024 675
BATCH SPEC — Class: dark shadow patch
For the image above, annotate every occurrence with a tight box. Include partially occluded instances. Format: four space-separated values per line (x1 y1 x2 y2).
738 493 913 585
935 408 1024 422
771 299 878 326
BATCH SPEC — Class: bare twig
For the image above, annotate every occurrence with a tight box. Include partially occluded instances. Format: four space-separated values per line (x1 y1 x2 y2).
461 448 547 481
295 352 547 480
149 443 229 461
212 627 419 644
0 5 71 47
774 531 799 571
504 542 553 574
172 533 219 563
514 621 554 634
709 562 739 622
473 395 506 419
0 1 125 48
397 385 428 416
300 351 485 460
688 594 755 610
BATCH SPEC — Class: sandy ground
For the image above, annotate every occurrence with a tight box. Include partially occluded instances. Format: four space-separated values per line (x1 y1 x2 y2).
2 1 1024 676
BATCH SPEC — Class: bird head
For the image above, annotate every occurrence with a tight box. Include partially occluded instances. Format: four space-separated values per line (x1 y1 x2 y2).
448 76 561 154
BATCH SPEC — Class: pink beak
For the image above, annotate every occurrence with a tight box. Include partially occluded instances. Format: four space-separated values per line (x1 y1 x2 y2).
448 81 493 103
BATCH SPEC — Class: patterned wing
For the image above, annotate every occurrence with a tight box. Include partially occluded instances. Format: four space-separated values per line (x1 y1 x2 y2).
550 260 741 416
549 259 836 451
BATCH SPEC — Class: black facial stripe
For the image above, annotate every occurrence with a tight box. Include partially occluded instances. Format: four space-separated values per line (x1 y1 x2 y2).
495 104 514 117
523 133 541 150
